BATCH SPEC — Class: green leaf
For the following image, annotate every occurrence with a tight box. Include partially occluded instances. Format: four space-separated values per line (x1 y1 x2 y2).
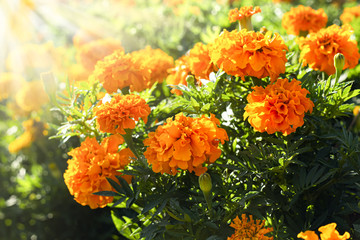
92 191 120 197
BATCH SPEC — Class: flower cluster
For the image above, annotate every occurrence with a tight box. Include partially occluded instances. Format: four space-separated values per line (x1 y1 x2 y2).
244 78 314 135
209 29 288 81
227 214 273 240
340 5 360 24
64 136 134 209
282 5 327 36
298 24 360 75
298 223 350 240
94 94 151 135
143 113 228 176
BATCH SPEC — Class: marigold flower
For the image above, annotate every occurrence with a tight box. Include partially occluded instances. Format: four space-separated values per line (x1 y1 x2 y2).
188 42 218 81
244 78 314 135
15 80 49 112
340 5 360 24
210 29 288 81
73 29 101 48
0 72 25 101
297 223 350 240
143 113 228 176
227 214 273 240
166 55 192 95
282 5 328 36
90 49 151 93
8 118 48 153
131 46 174 86
75 38 124 71
94 94 151 135
228 6 261 30
298 24 360 75
64 136 134 209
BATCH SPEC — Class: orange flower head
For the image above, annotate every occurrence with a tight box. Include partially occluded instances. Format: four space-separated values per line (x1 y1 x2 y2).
131 46 174 86
94 94 151 135
143 113 228 176
298 223 350 240
319 223 350 240
298 24 360 75
8 118 48 153
244 78 314 135
282 5 328 36
188 42 218 81
228 6 261 30
340 5 360 24
166 55 192 95
210 29 288 81
227 214 273 240
90 49 151 93
75 38 124 71
0 72 25 101
15 80 49 113
64 136 134 209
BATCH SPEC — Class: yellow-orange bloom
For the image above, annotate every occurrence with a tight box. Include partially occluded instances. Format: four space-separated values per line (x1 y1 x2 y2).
228 6 261 24
282 5 327 36
244 78 314 135
188 42 218 81
227 214 273 240
15 80 49 112
94 94 151 135
298 223 350 240
209 29 288 81
166 55 192 95
340 5 360 24
8 118 48 153
131 46 174 86
90 49 151 93
64 135 134 209
0 72 25 101
143 113 228 176
298 24 360 75
75 38 124 71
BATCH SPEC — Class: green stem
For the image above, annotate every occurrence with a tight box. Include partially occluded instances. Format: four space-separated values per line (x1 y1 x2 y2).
122 129 140 159
203 191 213 218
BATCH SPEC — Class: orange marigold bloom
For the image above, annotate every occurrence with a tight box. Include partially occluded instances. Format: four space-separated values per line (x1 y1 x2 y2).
131 46 174 86
228 6 261 29
244 78 314 135
90 49 151 93
209 29 288 81
8 118 48 153
298 24 360 75
298 223 350 240
0 72 25 101
64 135 134 209
227 214 273 240
94 94 151 135
340 5 360 24
166 55 192 95
75 38 124 71
143 113 228 176
188 42 218 81
282 5 328 36
15 80 49 112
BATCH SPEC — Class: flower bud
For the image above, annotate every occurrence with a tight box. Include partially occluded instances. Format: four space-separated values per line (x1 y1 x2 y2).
199 173 212 193
186 75 195 86
334 53 345 73
40 71 57 99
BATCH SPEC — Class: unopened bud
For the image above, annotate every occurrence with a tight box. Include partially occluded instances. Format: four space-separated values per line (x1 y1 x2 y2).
186 75 195 86
41 71 57 98
199 173 212 193
334 53 345 73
